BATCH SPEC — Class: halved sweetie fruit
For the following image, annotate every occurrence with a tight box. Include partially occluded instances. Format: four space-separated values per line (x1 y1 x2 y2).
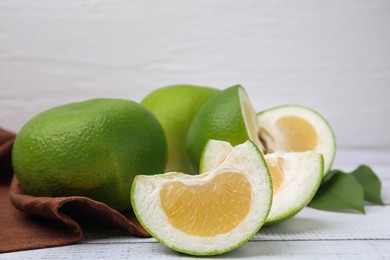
257 105 336 174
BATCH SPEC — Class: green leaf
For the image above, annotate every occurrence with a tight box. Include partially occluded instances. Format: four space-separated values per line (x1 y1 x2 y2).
351 165 384 205
322 169 343 184
309 171 365 213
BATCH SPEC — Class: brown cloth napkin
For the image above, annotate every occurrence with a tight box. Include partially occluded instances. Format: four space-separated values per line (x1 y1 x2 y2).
0 128 149 253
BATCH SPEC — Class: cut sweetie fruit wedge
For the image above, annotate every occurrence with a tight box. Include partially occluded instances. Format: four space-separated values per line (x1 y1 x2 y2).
131 141 272 256
257 105 336 174
264 151 323 224
186 84 264 173
200 140 324 225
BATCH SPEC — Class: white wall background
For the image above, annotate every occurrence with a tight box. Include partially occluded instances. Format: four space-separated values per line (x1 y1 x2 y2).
1 0 389 149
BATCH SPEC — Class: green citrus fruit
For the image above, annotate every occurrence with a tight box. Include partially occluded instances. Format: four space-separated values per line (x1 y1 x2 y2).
12 98 167 212
131 140 272 256
201 139 323 225
141 84 219 173
186 85 263 172
257 105 336 174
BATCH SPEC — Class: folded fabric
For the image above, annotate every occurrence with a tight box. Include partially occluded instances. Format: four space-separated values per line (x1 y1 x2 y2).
0 128 15 184
0 128 149 253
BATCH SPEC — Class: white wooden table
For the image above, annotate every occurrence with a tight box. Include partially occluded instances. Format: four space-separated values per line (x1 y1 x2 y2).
1 148 389 259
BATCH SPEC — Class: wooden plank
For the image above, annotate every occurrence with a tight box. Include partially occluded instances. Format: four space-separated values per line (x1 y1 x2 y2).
254 206 390 241
1 240 389 259
78 205 390 244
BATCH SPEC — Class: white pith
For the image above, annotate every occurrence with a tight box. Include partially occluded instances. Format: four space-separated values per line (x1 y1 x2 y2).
238 87 265 152
200 140 234 173
132 141 272 255
257 105 335 173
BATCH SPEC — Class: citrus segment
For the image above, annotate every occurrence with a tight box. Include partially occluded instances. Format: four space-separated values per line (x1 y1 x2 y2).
160 171 251 237
131 140 272 256
275 116 318 152
266 157 285 195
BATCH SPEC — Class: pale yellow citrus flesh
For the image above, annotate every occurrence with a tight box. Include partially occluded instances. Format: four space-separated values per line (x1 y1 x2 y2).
275 116 318 152
266 158 285 195
160 172 251 237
